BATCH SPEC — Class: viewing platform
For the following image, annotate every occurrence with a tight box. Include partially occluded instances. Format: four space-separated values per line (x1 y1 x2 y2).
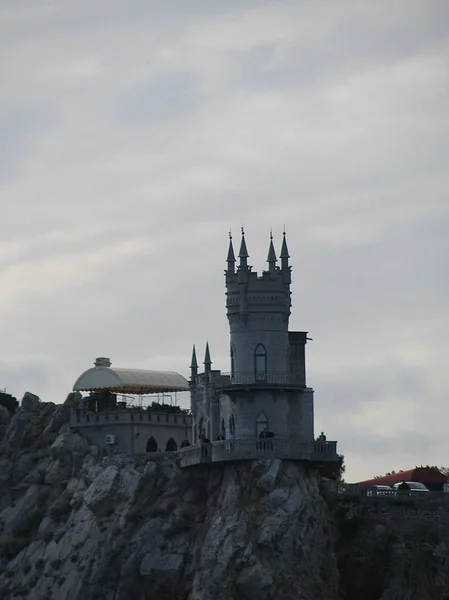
179 438 338 468
214 371 305 390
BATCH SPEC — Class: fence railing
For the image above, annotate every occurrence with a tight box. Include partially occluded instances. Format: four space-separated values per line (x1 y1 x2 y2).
180 438 338 468
218 371 304 386
335 484 449 502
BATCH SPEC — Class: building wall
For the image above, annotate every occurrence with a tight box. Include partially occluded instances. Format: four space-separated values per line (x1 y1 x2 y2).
70 410 192 454
190 371 224 441
226 269 291 376
230 317 289 374
218 394 236 438
231 390 290 439
287 388 314 441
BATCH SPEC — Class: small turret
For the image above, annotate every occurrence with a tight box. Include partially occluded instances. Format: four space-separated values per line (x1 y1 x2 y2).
280 230 291 284
226 231 236 273
238 227 249 270
190 344 198 380
280 230 290 266
267 230 277 273
204 342 212 373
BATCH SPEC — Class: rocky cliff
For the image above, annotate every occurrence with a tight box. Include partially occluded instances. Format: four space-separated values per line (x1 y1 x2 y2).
0 397 448 600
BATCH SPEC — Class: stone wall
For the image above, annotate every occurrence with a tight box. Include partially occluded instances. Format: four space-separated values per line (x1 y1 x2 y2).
70 410 192 454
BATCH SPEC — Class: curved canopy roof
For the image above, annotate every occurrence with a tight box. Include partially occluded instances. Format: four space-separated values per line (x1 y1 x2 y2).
73 357 189 394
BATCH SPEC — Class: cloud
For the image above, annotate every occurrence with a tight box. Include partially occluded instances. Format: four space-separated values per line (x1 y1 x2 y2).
0 0 448 481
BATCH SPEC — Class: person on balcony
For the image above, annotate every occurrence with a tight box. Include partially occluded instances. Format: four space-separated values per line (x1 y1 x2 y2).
200 433 211 458
258 428 274 451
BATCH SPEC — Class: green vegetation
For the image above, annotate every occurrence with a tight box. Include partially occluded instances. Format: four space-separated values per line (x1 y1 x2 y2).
147 402 189 414
0 391 18 414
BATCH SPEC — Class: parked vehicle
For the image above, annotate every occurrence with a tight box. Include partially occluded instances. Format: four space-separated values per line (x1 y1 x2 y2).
366 485 393 497
392 481 430 494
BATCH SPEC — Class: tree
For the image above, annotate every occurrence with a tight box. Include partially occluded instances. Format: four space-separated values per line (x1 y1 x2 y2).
320 454 345 482
0 391 18 414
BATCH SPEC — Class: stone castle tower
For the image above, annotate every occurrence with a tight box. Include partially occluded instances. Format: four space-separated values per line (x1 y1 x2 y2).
190 230 315 444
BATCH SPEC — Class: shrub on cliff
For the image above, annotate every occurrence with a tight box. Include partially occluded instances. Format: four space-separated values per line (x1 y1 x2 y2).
0 392 18 415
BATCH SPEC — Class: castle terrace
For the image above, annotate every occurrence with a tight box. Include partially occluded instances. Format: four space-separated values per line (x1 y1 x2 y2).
180 439 338 468
70 357 192 455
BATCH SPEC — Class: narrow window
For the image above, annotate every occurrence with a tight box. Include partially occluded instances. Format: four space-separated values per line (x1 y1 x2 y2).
256 412 269 438
254 344 267 380
230 345 235 378
229 414 236 437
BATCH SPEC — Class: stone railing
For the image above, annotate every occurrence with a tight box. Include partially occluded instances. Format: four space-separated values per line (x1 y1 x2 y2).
218 371 304 387
70 409 192 428
180 438 338 468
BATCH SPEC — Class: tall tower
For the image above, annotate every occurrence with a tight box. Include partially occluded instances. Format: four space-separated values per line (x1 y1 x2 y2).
222 229 313 441
225 229 292 381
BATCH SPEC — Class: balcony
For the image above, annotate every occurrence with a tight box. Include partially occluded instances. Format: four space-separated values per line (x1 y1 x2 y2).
218 371 304 389
179 438 338 468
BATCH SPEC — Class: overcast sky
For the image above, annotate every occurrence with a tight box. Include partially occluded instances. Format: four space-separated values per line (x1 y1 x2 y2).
1 0 448 481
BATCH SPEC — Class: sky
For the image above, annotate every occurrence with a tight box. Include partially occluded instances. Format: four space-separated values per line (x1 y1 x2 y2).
1 0 448 481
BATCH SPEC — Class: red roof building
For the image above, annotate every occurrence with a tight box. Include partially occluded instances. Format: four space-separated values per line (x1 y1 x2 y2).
358 467 447 491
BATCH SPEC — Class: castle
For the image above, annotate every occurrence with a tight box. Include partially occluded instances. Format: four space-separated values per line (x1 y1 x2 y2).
70 229 337 466
183 230 338 467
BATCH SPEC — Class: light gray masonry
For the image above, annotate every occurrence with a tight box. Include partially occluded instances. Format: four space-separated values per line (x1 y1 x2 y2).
70 410 192 455
190 231 316 445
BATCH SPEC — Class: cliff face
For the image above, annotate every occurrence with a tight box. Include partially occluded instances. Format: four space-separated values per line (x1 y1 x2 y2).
0 399 448 600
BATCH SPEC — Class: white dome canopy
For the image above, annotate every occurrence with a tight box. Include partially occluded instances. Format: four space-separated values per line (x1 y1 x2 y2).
73 357 189 394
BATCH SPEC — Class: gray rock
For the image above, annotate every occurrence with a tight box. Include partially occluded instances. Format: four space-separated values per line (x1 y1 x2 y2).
268 486 290 508
13 453 36 483
143 460 157 478
50 432 90 459
21 391 40 412
0 484 44 538
256 458 282 491
236 561 273 600
63 391 82 408
0 404 10 439
83 464 140 517
140 551 185 583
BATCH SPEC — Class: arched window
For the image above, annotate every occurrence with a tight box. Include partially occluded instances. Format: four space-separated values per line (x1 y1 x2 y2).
146 437 158 452
221 418 226 440
256 412 269 438
230 345 235 378
254 344 267 380
165 437 177 452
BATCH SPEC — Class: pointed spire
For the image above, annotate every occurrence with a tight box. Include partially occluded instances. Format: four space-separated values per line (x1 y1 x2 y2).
226 230 236 273
267 229 277 272
204 342 212 372
280 228 291 283
238 226 249 268
190 344 198 385
280 229 290 260
190 344 198 369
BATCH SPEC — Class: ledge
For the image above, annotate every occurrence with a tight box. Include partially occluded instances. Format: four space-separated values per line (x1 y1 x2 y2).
180 439 338 468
